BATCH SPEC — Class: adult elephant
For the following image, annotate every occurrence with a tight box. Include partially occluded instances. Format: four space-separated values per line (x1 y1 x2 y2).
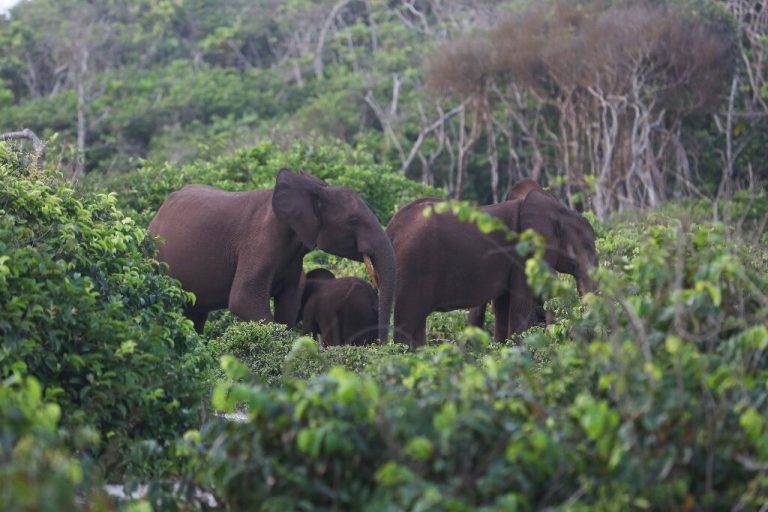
468 178 551 329
149 169 395 340
387 189 596 347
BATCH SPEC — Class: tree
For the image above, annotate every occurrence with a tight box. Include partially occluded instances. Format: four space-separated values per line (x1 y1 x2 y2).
427 0 736 215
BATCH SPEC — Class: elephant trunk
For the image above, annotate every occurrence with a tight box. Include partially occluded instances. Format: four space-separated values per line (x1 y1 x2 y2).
576 269 596 297
365 236 396 343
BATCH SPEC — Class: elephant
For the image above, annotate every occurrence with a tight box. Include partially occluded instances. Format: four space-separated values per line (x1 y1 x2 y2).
299 268 378 346
468 178 552 330
148 169 395 340
386 189 597 347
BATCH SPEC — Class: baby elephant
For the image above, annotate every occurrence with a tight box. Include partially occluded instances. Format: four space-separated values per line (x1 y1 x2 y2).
299 268 379 346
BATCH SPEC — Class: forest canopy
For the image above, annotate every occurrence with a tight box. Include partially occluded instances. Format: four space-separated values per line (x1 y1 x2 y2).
0 0 764 215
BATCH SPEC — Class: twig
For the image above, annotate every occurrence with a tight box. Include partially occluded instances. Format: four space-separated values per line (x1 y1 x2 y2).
0 128 46 171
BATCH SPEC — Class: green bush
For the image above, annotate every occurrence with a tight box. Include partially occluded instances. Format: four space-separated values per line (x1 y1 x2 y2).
176 204 768 510
0 145 210 473
207 321 299 387
207 320 410 387
0 373 113 512
426 311 471 344
98 140 439 226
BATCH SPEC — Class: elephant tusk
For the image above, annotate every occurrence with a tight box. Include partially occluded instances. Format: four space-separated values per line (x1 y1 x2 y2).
363 254 379 289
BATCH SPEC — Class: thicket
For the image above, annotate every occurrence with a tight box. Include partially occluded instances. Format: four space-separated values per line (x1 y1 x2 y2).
0 374 113 512
0 0 766 508
205 311 476 388
1 0 763 209
6 136 767 508
1 135 767 511
207 320 409 386
0 145 210 476
98 140 438 226
163 201 768 510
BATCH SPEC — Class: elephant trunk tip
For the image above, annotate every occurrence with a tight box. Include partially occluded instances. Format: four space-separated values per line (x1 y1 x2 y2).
577 275 596 297
364 243 395 345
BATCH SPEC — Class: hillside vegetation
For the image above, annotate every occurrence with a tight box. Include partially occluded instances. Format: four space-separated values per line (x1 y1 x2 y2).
0 0 765 209
1 0 767 510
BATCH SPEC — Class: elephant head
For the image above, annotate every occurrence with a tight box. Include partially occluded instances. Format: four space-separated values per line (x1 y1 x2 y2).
300 268 334 307
305 268 336 281
300 268 336 304
272 169 395 341
519 189 597 295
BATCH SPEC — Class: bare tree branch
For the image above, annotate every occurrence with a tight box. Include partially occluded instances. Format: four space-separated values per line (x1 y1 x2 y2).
313 0 353 78
0 129 46 171
400 99 468 174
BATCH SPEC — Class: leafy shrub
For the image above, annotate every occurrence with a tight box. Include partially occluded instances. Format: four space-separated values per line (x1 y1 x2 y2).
202 310 241 339
0 146 210 473
207 321 299 387
321 343 410 375
176 203 768 509
426 311 471 344
0 374 112 512
98 140 439 226
207 321 410 386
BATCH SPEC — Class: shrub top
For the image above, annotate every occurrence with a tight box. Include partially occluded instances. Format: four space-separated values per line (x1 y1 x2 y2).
0 144 210 472
99 140 440 225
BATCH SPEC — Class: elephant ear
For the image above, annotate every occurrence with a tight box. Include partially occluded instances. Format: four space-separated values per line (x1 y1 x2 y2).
519 189 562 268
506 178 545 202
272 169 328 250
297 168 329 187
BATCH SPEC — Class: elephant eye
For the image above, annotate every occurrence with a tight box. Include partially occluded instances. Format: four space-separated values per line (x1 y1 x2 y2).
348 216 360 226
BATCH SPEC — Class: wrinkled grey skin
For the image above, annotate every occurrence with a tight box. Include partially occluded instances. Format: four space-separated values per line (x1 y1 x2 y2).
149 169 395 340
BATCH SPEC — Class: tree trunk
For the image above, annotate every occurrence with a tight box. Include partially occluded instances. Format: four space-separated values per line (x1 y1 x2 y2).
313 0 351 78
75 76 87 177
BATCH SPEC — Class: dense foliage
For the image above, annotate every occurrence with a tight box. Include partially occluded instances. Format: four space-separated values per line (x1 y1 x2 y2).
0 0 764 210
169 202 768 510
0 0 766 509
208 320 409 386
0 146 209 474
98 140 438 226
3 135 768 509
1 374 112 512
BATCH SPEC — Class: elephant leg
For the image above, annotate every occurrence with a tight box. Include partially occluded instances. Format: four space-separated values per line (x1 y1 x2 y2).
228 266 273 323
532 297 548 326
544 303 554 325
492 295 510 342
184 305 209 334
468 303 487 329
395 312 427 349
301 301 320 338
412 317 427 349
394 296 429 349
330 316 343 346
274 288 301 328
507 273 535 335
273 264 303 327
318 317 340 347
300 316 313 336
355 317 378 345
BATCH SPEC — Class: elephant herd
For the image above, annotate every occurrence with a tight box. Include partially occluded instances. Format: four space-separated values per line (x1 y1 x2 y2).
149 169 597 348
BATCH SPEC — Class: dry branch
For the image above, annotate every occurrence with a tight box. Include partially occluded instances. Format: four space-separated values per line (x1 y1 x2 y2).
0 129 46 171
